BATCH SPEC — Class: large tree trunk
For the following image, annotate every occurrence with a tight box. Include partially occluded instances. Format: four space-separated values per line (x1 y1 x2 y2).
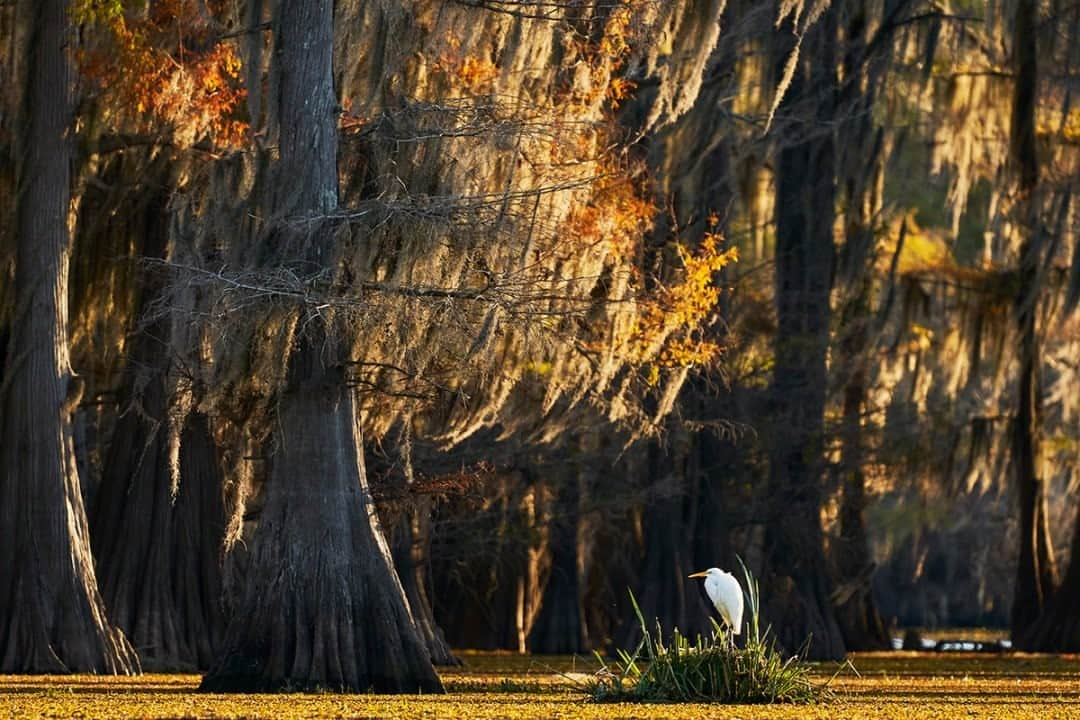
91 358 228 671
201 355 442 692
0 0 136 673
760 9 846 661
90 186 228 671
1008 0 1058 643
201 0 441 691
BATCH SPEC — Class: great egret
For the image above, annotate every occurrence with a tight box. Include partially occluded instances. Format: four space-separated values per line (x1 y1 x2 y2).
688 568 744 637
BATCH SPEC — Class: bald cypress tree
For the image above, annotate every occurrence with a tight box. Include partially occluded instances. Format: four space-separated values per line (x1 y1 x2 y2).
0 0 136 674
198 0 442 692
761 6 846 661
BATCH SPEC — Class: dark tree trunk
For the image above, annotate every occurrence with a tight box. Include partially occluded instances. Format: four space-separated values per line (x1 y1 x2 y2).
528 468 589 654
431 473 548 652
760 9 846 661
1008 0 1058 643
620 438 713 645
202 0 441 692
1021 500 1080 650
90 186 227 671
91 361 228 671
391 501 459 665
201 355 442 692
831 2 889 652
0 0 136 673
833 368 890 650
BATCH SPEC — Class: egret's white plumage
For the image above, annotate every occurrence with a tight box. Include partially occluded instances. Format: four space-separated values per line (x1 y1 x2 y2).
688 568 744 635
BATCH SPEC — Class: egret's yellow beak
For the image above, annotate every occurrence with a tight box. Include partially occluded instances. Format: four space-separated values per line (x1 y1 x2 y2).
687 571 708 578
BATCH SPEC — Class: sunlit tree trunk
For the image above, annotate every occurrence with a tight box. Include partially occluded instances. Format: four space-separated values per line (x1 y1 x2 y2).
0 0 136 673
760 8 846 661
1009 0 1058 643
200 0 441 692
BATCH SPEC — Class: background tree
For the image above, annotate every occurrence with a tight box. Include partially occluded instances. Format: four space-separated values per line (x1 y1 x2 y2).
760 4 845 660
0 0 135 674
1007 0 1058 640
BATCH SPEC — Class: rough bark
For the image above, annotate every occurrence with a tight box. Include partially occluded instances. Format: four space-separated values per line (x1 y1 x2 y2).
1008 0 1058 642
91 367 228 671
0 0 136 673
201 355 442 692
88 183 227 671
760 9 846 661
201 0 441 691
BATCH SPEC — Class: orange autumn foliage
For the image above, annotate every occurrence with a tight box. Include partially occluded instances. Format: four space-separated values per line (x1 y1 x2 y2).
639 228 737 369
562 169 655 258
565 168 736 376
432 37 499 95
75 0 248 148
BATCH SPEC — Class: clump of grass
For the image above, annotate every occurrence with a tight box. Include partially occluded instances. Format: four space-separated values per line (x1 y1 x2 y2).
587 560 835 704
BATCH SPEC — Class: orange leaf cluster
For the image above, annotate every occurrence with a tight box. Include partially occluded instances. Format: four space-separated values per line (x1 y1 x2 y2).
562 158 735 376
633 225 738 372
76 0 248 148
592 3 639 108
432 38 499 95
562 168 655 259
597 4 633 63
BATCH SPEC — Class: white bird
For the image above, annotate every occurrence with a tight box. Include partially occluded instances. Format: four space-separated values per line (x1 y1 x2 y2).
688 567 744 636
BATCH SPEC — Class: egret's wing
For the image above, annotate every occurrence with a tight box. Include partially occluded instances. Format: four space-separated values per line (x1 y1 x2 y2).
730 585 744 635
716 574 744 635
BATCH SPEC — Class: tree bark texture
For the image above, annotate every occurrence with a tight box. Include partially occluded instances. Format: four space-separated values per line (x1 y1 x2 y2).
200 356 442 691
0 0 136 674
760 9 846 661
201 0 441 691
88 183 228 671
91 372 228 671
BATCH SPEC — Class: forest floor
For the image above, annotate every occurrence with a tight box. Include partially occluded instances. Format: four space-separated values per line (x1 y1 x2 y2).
2 651 1079 719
